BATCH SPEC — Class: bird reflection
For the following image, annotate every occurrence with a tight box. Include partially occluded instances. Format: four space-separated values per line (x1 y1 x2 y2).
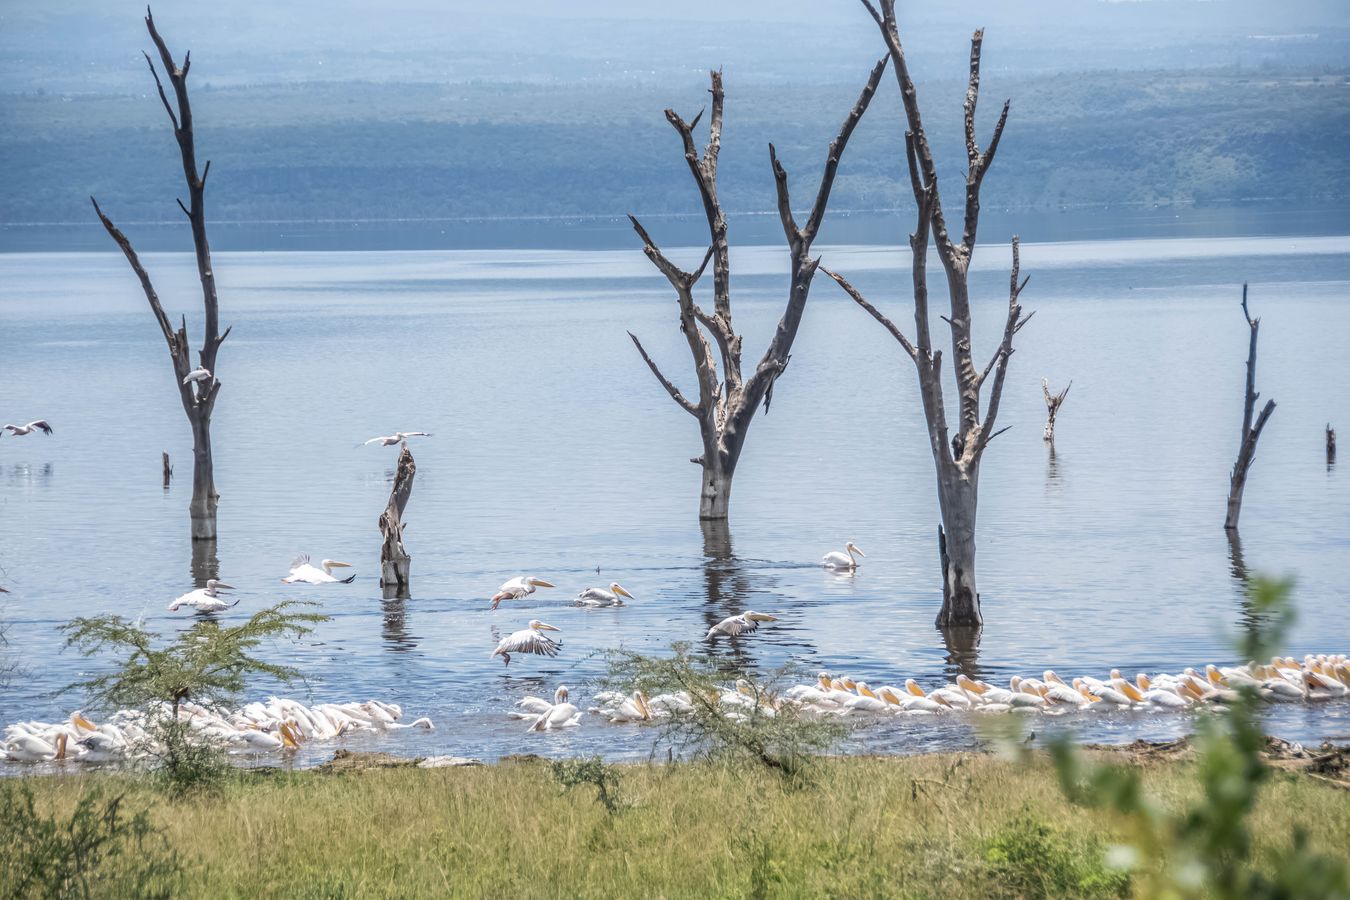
189 539 220 587
7 463 54 484
380 592 418 652
938 624 983 682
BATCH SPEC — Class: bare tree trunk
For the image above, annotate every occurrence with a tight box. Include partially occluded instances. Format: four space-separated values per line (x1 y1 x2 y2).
1042 378 1071 443
379 445 416 588
628 61 887 521
162 452 172 488
826 4 1032 628
1329 424 1337 466
92 10 227 542
1224 284 1276 531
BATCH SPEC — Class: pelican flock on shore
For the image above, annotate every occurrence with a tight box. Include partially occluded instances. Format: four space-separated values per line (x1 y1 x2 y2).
3 697 433 764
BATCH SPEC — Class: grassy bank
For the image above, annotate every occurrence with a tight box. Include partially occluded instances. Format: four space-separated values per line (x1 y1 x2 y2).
9 750 1350 898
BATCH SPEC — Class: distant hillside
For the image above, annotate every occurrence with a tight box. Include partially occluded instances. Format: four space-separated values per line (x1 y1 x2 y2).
3 68 1349 237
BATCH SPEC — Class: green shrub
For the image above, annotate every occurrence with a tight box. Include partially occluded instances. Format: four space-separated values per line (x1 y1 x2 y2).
550 756 624 815
0 781 181 898
983 814 1131 899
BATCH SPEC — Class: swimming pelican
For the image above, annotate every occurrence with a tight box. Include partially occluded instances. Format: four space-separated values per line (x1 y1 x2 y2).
364 431 432 447
529 686 581 731
491 575 555 609
705 611 778 642
168 579 237 612
2 420 52 437
491 620 561 666
182 367 212 385
822 542 865 570
574 583 634 607
282 555 356 584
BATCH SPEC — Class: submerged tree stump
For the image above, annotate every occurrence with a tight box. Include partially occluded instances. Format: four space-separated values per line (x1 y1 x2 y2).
1041 378 1071 443
162 451 172 487
379 445 416 588
1329 424 1337 466
1225 284 1276 531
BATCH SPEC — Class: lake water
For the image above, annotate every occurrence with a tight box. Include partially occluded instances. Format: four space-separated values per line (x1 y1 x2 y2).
2 233 1349 767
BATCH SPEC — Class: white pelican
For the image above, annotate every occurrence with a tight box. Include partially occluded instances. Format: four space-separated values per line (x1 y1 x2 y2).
528 686 581 731
822 541 865 570
2 420 52 437
574 583 634 608
168 579 237 613
282 555 355 584
490 575 555 609
182 367 212 385
364 431 432 447
705 611 778 642
491 620 561 666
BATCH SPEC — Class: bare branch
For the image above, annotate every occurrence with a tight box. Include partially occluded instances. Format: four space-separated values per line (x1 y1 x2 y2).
142 50 178 131
801 55 889 245
90 197 179 358
823 266 916 359
963 29 984 166
976 236 1029 452
768 143 799 246
628 332 700 418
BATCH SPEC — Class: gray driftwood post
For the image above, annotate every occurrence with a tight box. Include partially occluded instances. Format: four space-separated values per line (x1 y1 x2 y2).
1041 378 1071 443
825 1 1033 628
162 451 172 487
1328 424 1337 466
628 61 887 520
1224 283 1276 531
92 9 227 541
379 445 416 588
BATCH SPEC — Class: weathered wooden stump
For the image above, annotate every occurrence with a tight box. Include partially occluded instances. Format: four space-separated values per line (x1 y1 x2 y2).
162 451 172 488
1329 424 1337 466
379 445 416 588
1224 284 1276 531
1041 378 1071 443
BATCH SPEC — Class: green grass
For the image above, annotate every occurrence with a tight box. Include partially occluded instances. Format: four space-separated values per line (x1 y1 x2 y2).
11 752 1350 899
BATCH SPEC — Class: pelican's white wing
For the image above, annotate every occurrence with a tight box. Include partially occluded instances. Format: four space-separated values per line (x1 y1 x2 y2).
495 628 561 658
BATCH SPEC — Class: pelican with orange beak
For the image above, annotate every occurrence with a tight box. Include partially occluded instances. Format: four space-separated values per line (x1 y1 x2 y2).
705 611 778 642
574 583 635 608
491 620 562 666
822 542 865 570
283 555 355 584
491 575 556 609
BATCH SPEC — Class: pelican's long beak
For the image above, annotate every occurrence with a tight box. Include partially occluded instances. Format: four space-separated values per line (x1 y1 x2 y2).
215 582 236 590
1119 681 1144 703
536 623 561 632
329 562 353 569
531 579 556 588
905 680 925 697
72 713 97 733
859 684 879 699
1137 673 1152 691
879 688 901 706
749 613 778 622
853 546 866 557
614 584 635 600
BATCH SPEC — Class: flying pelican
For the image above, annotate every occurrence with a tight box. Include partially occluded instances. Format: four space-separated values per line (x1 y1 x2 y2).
574 583 634 607
182 367 212 385
2 420 53 437
364 431 432 447
168 579 238 613
491 575 555 609
528 686 581 731
821 541 865 570
282 555 356 584
491 620 561 666
705 611 778 642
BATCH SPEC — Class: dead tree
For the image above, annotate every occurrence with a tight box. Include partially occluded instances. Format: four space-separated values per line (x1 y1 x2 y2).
1328 424 1337 466
1224 284 1276 531
162 451 172 488
824 1 1033 628
628 61 887 520
92 9 227 541
1041 378 1071 442
379 445 416 588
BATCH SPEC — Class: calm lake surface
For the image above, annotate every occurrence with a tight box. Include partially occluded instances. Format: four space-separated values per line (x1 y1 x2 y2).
2 233 1349 767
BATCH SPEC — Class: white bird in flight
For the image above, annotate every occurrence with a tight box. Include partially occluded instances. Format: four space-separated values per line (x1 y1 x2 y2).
282 555 356 584
364 431 432 447
491 575 556 609
168 579 238 613
573 583 634 607
2 420 53 437
182 367 212 385
822 541 865 570
705 611 779 642
491 620 562 666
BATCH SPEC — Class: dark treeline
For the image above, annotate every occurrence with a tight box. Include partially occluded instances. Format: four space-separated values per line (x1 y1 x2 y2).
3 67 1348 232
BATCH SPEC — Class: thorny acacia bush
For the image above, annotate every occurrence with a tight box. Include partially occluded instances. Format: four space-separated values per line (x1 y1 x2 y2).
61 601 328 792
1048 576 1349 899
550 756 625 815
606 643 847 785
0 780 182 899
